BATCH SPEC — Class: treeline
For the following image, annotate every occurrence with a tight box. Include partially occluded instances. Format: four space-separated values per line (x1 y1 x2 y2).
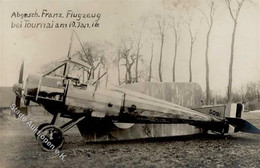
43 0 257 106
209 81 259 110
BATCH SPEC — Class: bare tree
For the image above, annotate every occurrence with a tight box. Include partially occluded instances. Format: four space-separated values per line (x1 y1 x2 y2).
185 12 199 83
171 17 182 82
119 38 136 84
73 40 116 86
225 0 248 102
200 0 216 105
76 42 103 80
116 50 121 85
134 19 146 83
148 42 154 82
156 16 168 82
98 52 109 88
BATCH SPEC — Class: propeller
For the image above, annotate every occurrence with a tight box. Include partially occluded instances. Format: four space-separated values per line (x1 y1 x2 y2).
18 60 24 84
14 61 24 112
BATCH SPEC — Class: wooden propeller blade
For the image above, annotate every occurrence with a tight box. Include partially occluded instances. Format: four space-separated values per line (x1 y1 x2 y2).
18 61 24 84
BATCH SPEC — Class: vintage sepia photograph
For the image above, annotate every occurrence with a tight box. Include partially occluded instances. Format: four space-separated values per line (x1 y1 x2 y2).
0 0 259 167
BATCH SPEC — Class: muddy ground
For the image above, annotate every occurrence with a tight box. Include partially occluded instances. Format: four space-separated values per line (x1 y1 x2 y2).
1 110 260 168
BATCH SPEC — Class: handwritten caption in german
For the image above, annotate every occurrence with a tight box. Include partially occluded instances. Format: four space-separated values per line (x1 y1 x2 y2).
11 9 101 29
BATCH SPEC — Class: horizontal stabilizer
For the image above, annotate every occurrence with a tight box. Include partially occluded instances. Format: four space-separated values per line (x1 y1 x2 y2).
226 117 260 134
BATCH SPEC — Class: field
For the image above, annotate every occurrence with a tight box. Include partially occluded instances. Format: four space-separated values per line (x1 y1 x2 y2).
0 110 260 168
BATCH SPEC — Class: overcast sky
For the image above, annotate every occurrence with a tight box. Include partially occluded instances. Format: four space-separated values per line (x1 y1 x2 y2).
0 0 259 96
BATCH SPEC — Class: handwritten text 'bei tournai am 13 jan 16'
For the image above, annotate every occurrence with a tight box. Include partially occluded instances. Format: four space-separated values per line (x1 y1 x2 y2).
10 9 101 29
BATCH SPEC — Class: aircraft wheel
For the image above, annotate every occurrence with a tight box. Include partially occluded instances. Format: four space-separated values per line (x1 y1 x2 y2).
35 123 51 139
37 125 64 151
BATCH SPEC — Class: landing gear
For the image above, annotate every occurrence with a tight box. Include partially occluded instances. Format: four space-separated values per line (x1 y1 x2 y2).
35 113 61 139
37 125 64 151
35 112 86 151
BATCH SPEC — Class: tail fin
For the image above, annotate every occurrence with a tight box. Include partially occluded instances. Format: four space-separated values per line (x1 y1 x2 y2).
224 103 260 134
226 117 260 134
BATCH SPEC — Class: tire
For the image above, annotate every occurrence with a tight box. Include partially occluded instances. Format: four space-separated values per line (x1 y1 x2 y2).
37 125 64 152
